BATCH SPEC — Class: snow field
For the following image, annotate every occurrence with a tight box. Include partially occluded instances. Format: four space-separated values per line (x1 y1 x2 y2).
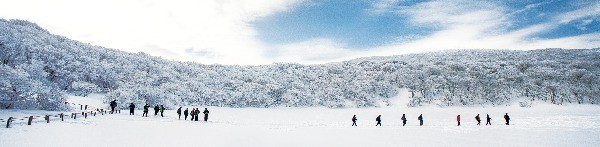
1 103 599 147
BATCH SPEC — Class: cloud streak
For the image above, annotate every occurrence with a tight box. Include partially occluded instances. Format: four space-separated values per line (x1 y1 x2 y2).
556 2 600 24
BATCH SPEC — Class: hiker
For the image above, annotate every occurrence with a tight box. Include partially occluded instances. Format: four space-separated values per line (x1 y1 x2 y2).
418 114 423 126
109 100 117 114
183 108 189 120
142 104 149 117
195 108 200 121
457 115 461 126
129 103 135 115
401 114 407 126
375 115 382 126
203 108 210 122
190 108 196 121
152 105 159 116
475 114 481 125
352 115 357 126
504 113 510 125
486 114 492 125
177 107 182 119
160 105 165 117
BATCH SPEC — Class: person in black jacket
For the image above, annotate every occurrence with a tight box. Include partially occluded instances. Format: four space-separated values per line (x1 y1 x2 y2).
194 108 200 121
154 105 160 116
183 108 189 120
486 114 492 125
160 105 165 117
401 114 407 126
352 115 357 126
203 108 210 122
418 114 423 126
109 100 118 114
142 104 149 117
177 107 182 120
504 113 510 125
375 115 382 126
129 103 135 115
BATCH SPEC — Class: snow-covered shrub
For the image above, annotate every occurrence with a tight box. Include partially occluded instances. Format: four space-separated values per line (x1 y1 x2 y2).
519 100 532 108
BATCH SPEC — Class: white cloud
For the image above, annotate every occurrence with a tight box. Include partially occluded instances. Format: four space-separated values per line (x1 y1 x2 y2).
0 0 303 65
369 1 600 55
508 1 552 16
556 2 600 24
576 19 594 30
273 0 600 64
0 0 598 65
270 38 360 64
399 0 504 26
369 0 401 15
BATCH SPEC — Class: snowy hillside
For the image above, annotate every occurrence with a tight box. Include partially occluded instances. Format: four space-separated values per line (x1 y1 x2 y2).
1 19 600 110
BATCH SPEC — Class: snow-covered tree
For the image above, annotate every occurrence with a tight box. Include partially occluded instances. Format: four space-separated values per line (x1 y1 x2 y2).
1 19 599 110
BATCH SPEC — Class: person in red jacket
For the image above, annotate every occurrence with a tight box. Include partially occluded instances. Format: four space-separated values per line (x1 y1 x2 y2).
457 115 461 126
190 108 195 121
475 114 481 125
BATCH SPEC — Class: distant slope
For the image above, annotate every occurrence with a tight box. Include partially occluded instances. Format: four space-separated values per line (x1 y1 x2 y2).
1 19 599 110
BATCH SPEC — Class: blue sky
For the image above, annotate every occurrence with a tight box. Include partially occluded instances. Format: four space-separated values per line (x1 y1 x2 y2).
253 0 429 49
253 0 599 50
1 0 599 64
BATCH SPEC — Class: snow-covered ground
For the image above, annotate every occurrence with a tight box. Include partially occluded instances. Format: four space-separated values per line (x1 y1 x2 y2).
1 96 599 147
67 94 106 109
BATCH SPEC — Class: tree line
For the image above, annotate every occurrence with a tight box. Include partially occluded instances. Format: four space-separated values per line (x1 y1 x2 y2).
1 19 599 110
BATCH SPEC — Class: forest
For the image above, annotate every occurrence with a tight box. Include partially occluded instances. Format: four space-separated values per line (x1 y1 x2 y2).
1 19 599 110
